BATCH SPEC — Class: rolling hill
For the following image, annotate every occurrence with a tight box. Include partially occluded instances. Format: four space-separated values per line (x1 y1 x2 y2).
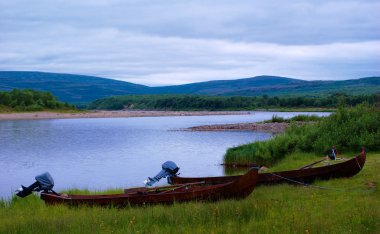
0 71 379 103
0 71 151 103
152 76 380 96
152 76 307 95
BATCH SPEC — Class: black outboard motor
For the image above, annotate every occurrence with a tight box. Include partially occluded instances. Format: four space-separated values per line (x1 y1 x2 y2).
15 172 57 198
144 161 179 186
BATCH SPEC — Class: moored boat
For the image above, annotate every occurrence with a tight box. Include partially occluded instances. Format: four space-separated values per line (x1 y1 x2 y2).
169 148 366 186
38 167 258 207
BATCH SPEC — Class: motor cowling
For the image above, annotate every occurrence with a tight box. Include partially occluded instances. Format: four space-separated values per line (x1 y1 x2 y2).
144 161 179 186
15 172 55 198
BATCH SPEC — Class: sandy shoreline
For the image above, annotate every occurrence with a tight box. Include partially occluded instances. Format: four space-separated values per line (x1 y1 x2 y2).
185 122 306 133
0 110 250 121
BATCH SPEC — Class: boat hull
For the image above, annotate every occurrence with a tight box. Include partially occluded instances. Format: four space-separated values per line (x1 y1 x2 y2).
170 150 366 186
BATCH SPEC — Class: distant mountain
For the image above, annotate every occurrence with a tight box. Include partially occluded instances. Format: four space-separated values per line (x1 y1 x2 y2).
152 76 380 96
0 71 150 103
152 76 308 95
0 71 379 103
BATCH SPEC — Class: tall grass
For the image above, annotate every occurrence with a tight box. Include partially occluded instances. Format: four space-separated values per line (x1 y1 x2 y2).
225 104 380 165
289 114 324 122
263 114 324 123
1 153 378 234
264 114 286 123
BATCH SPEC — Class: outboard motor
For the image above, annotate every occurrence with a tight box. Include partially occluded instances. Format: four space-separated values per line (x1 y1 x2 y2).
15 172 57 198
144 161 179 186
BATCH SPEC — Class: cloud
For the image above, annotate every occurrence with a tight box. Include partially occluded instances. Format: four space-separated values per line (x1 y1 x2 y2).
0 0 379 85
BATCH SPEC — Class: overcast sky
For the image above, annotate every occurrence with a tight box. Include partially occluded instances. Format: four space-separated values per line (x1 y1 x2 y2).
1 0 379 86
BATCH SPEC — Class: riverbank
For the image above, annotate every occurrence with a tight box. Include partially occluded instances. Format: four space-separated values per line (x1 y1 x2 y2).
0 110 249 121
224 105 380 166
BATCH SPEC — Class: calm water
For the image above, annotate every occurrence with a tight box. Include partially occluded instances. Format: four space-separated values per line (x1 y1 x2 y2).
0 111 329 198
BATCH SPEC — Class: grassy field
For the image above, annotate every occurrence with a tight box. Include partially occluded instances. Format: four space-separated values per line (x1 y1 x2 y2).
1 152 378 234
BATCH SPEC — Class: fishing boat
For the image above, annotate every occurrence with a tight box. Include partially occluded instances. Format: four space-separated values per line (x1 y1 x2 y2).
169 148 366 186
17 168 258 207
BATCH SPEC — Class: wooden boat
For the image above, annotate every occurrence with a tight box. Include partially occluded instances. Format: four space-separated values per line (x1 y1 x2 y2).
40 168 258 207
169 149 366 186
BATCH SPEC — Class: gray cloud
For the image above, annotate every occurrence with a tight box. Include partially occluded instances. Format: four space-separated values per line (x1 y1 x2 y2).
0 0 379 85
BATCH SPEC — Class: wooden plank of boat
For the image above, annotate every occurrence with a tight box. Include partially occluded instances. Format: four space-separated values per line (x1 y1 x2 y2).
169 149 366 186
40 168 258 207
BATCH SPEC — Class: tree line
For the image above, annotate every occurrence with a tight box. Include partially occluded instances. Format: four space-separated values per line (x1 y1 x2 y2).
88 93 380 110
0 89 75 111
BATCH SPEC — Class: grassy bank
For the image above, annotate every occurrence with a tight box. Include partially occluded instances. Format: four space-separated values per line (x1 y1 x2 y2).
225 104 380 165
1 152 378 233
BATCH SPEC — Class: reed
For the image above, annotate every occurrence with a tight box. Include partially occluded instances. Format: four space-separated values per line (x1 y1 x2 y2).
1 152 378 234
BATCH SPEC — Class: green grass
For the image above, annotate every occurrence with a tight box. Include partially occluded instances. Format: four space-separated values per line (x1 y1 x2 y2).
1 152 378 234
62 188 124 195
263 151 341 171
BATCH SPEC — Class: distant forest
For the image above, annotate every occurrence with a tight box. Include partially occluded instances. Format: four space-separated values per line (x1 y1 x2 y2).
0 89 75 112
1 89 378 112
88 93 380 110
